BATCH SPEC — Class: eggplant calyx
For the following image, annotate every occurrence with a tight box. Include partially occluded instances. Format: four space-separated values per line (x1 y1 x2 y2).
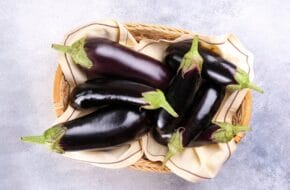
228 68 264 93
52 37 93 69
178 35 203 76
142 89 179 118
163 128 184 165
211 122 251 143
21 125 67 154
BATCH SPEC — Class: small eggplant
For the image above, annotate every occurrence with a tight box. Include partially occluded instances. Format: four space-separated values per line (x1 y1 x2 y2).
189 122 251 147
163 81 226 163
70 77 178 117
163 122 250 163
153 36 202 145
165 39 263 93
21 105 151 153
52 38 172 89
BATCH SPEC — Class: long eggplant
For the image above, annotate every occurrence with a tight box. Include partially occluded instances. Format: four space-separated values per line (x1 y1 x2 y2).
70 77 178 117
165 39 263 93
153 36 202 145
52 37 172 89
21 105 151 153
163 81 226 163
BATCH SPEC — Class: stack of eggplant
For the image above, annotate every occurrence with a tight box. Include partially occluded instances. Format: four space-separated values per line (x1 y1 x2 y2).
22 36 262 162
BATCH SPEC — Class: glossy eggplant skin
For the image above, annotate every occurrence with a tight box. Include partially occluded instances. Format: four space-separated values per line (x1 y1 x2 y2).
60 104 150 151
84 38 172 89
153 69 201 145
166 40 238 86
166 39 192 54
70 77 154 109
164 52 183 73
188 123 220 147
181 81 225 147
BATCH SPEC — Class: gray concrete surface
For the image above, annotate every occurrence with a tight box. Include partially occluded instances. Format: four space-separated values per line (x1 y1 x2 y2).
1 0 290 189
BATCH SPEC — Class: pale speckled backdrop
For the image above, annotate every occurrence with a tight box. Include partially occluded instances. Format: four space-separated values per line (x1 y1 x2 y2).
0 0 290 189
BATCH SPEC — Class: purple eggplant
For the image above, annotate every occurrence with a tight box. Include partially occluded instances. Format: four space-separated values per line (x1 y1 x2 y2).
152 36 202 145
21 104 151 152
189 122 251 147
163 81 226 163
52 37 172 89
70 77 178 117
165 39 263 93
163 121 250 163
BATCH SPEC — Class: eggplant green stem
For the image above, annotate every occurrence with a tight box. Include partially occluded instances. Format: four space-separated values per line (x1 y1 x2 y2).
227 68 264 93
52 37 93 69
178 35 203 76
21 135 45 144
142 89 178 117
163 128 184 165
211 122 251 143
21 125 67 154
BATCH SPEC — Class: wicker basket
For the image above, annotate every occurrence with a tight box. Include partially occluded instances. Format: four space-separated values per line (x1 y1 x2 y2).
53 23 252 173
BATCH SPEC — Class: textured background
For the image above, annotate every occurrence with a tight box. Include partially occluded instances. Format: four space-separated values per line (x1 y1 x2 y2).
1 0 290 189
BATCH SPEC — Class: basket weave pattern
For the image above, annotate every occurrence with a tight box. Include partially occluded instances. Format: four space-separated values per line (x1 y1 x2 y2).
53 23 252 173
